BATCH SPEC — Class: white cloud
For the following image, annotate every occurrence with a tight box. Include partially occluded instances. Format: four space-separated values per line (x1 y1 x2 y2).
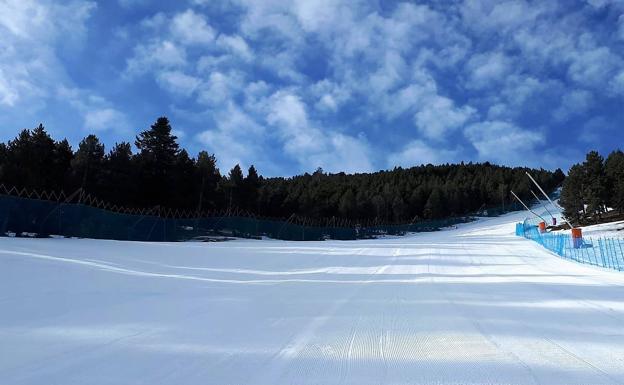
387 140 458 168
0 0 96 43
379 72 476 141
84 108 127 132
197 71 244 106
0 69 21 106
579 116 614 143
501 76 547 109
195 101 266 171
414 96 476 141
126 9 220 81
58 86 130 134
265 90 373 173
216 35 254 61
125 40 187 76
567 38 621 87
0 0 96 119
610 70 624 95
553 89 593 121
369 51 409 93
156 71 201 97
585 0 614 8
464 121 544 164
465 52 512 89
461 0 549 33
291 0 345 32
111 0 624 174
171 9 215 45
237 0 305 41
140 12 167 30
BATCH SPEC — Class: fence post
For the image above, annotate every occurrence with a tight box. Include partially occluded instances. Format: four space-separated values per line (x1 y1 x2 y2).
596 238 605 267
609 238 619 270
604 237 613 269
612 239 620 271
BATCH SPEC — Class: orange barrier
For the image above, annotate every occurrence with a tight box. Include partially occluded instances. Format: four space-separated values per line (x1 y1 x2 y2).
572 228 583 248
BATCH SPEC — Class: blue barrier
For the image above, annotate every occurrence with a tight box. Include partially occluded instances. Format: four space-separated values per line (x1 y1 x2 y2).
516 219 624 271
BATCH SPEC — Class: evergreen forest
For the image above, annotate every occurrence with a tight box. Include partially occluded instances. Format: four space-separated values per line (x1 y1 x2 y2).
0 117 566 223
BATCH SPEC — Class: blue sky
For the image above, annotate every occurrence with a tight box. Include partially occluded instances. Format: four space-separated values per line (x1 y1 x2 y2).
0 0 623 176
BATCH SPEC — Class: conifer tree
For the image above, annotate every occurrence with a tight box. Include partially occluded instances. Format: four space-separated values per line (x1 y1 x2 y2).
0 143 6 182
226 164 244 210
560 164 585 224
135 117 180 206
172 149 196 208
244 165 261 211
196 151 221 211
54 139 73 190
72 134 105 193
605 150 624 214
582 151 607 219
424 187 444 219
4 125 57 189
0 117 566 223
338 189 356 218
31 124 58 189
102 142 135 204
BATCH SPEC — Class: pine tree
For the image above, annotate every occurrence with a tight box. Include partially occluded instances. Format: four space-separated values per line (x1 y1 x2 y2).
605 150 624 214
582 151 607 220
338 189 356 218
196 151 221 211
72 135 105 193
391 194 406 222
226 164 244 210
135 117 180 164
560 164 585 224
4 125 57 189
53 139 73 190
424 187 444 219
4 129 33 187
552 168 566 186
135 117 180 206
31 124 58 189
243 165 261 211
102 142 135 204
0 117 567 223
0 143 6 182
172 149 196 209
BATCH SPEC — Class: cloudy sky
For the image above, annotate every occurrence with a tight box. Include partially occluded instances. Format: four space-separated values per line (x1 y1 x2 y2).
1 0 623 176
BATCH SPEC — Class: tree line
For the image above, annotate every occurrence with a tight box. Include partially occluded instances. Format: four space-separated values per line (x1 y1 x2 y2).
560 150 624 224
0 117 565 223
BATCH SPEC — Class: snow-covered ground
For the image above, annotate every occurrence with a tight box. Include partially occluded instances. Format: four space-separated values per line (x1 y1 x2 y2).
568 219 624 239
2 210 624 384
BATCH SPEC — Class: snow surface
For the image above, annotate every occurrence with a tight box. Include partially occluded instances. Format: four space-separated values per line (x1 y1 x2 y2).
562 219 624 239
2 210 624 384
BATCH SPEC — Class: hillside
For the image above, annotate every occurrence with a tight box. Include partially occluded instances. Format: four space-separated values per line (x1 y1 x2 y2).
2 211 624 384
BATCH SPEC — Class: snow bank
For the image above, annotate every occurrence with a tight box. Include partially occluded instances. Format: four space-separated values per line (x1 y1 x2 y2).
2 210 624 384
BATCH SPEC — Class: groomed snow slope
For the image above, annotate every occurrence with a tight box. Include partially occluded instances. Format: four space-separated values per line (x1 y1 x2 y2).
2 211 624 385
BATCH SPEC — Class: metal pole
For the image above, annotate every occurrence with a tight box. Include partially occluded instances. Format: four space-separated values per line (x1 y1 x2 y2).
530 190 555 220
510 190 547 223
526 171 563 210
525 171 574 230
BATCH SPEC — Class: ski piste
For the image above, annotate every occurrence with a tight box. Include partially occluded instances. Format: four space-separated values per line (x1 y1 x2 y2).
2 208 624 384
